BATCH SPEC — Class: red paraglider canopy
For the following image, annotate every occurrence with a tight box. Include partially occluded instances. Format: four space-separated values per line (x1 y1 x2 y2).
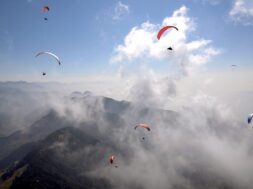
157 26 178 40
109 155 115 164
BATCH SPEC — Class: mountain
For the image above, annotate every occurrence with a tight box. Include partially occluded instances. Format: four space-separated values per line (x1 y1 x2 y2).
0 142 37 170
0 110 72 161
1 127 111 189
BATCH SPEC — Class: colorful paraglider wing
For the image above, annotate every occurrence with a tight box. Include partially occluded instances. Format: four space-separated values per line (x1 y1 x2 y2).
43 6 50 12
157 26 178 40
35 52 61 65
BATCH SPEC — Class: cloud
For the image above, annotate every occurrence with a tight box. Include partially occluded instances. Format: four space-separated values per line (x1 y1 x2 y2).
124 69 177 107
201 0 223 5
112 1 130 20
229 0 253 25
83 89 253 189
2 73 253 188
111 6 221 75
110 6 220 107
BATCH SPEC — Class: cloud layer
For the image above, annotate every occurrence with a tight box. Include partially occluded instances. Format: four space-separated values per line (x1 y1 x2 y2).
229 0 253 25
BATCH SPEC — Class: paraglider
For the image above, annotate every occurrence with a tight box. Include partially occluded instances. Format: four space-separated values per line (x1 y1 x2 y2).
35 51 61 65
157 26 178 51
248 114 253 126
42 6 50 21
109 155 114 164
109 155 118 168
135 123 151 140
157 26 178 40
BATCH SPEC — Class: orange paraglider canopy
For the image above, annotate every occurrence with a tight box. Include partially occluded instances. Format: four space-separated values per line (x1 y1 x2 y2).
134 123 151 131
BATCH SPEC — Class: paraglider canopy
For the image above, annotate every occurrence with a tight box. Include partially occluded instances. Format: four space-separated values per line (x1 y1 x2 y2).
35 51 61 66
248 114 253 124
43 6 50 12
134 123 151 131
109 155 118 167
109 155 115 164
157 26 178 40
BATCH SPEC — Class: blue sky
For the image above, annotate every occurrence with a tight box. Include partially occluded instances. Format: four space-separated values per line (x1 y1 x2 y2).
0 0 253 80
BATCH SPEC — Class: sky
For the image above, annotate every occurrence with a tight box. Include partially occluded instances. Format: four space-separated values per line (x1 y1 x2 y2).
0 0 253 81
1 0 253 112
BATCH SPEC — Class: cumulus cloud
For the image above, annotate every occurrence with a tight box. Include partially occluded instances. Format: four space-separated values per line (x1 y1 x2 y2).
126 70 177 107
112 1 130 20
110 6 221 108
229 0 253 25
111 6 220 75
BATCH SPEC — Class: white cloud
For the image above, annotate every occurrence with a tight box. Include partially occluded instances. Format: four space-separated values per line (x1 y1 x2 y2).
229 0 253 25
112 1 130 20
111 6 221 75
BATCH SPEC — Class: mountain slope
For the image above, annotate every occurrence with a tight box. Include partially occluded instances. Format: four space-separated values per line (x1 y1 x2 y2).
0 110 71 161
3 127 111 189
